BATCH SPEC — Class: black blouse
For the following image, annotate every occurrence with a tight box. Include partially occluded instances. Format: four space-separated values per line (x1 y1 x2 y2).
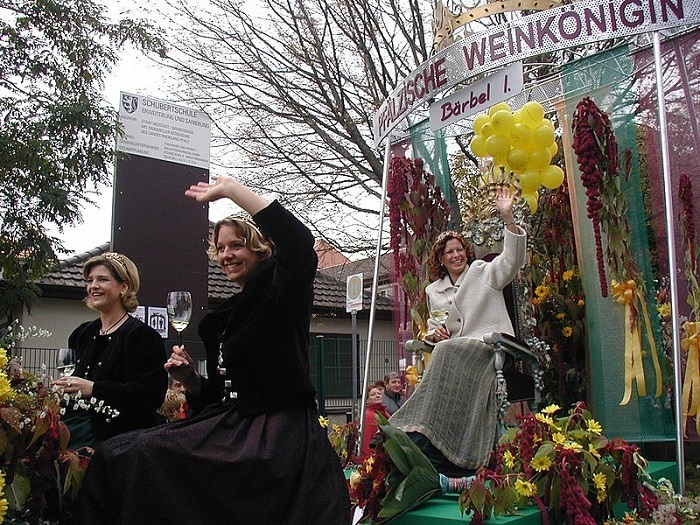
68 316 168 441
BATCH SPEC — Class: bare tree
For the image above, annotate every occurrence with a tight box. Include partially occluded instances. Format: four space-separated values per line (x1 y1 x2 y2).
159 0 433 257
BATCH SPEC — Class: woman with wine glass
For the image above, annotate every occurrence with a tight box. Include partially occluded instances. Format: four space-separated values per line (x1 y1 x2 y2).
73 176 350 525
389 186 527 477
53 252 168 450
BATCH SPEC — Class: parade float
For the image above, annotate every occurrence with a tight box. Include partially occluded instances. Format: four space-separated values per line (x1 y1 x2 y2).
350 0 700 522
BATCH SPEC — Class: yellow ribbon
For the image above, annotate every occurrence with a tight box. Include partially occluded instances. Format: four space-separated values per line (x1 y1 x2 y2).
681 322 700 436
612 280 662 405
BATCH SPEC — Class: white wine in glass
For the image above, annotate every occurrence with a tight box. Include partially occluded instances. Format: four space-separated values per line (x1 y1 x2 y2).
57 348 76 377
167 291 192 345
430 310 449 325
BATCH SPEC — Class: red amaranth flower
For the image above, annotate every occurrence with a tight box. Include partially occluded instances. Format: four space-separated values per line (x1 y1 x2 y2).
571 97 618 297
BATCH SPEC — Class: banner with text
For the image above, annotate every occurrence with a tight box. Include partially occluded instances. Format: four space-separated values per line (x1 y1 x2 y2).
116 92 211 169
373 0 699 145
429 62 524 131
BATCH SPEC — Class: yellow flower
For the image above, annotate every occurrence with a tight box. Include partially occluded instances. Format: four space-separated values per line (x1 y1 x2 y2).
541 404 560 415
577 299 585 307
331 424 340 432
318 416 329 428
0 497 7 522
594 472 607 502
589 443 601 458
556 313 566 320
563 270 575 281
657 303 671 318
531 455 553 472
0 470 5 491
0 374 12 401
0 348 7 369
349 471 362 490
535 413 555 427
535 285 549 298
586 419 603 435
562 326 573 337
563 441 583 452
365 455 375 473
514 478 537 497
503 449 516 468
552 432 566 445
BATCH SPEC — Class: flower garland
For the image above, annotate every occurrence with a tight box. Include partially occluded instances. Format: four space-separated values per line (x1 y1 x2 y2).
571 97 662 406
678 173 700 435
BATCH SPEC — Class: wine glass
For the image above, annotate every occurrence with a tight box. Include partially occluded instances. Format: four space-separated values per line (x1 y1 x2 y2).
430 310 449 326
57 348 76 377
167 291 192 345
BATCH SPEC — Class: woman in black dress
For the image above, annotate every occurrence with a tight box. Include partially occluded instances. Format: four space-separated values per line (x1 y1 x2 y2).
74 176 350 524
53 252 168 450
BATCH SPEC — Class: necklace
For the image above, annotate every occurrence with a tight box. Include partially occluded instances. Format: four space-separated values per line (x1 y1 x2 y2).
100 312 128 335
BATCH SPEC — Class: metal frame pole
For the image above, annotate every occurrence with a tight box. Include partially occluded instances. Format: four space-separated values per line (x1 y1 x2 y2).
653 31 685 493
357 137 392 453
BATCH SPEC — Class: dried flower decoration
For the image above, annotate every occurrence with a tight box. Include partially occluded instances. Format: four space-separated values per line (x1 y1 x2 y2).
678 173 700 435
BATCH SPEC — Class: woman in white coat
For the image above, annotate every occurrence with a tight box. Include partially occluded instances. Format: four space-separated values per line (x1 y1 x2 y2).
390 186 527 476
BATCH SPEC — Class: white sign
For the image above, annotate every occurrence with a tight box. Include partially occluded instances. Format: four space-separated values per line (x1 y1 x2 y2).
133 306 146 323
346 273 364 312
148 306 169 338
116 92 212 168
373 0 699 145
429 62 523 131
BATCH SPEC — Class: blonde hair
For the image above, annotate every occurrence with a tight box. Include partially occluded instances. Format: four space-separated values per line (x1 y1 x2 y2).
158 389 186 422
82 252 140 312
207 216 274 262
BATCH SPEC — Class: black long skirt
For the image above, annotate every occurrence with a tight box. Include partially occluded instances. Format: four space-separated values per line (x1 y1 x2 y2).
73 402 351 524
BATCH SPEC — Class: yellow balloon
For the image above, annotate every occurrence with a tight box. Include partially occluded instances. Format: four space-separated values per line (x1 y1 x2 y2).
540 118 555 130
488 102 511 118
510 123 533 150
473 113 491 135
507 147 530 172
522 192 539 214
547 141 559 158
485 134 511 162
532 124 555 148
480 122 494 138
528 148 552 170
491 110 516 137
521 101 545 127
541 165 565 189
513 109 523 123
518 169 541 193
470 135 488 158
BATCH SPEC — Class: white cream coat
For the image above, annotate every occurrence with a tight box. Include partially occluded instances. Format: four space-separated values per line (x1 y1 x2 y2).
425 226 527 341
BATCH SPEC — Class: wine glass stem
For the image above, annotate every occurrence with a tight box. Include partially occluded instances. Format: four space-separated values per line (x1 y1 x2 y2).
178 332 183 347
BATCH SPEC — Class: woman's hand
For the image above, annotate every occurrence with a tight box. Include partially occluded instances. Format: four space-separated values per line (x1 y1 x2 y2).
165 345 200 394
432 324 451 342
185 175 269 216
185 175 235 204
494 186 515 218
53 376 94 398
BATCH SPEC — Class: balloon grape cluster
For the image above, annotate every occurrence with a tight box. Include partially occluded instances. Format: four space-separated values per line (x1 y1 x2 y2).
469 101 565 214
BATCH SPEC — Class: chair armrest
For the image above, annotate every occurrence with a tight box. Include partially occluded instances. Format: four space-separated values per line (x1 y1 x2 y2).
483 332 537 362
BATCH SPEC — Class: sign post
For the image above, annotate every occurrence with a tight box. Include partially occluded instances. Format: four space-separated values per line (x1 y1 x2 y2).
346 273 363 422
